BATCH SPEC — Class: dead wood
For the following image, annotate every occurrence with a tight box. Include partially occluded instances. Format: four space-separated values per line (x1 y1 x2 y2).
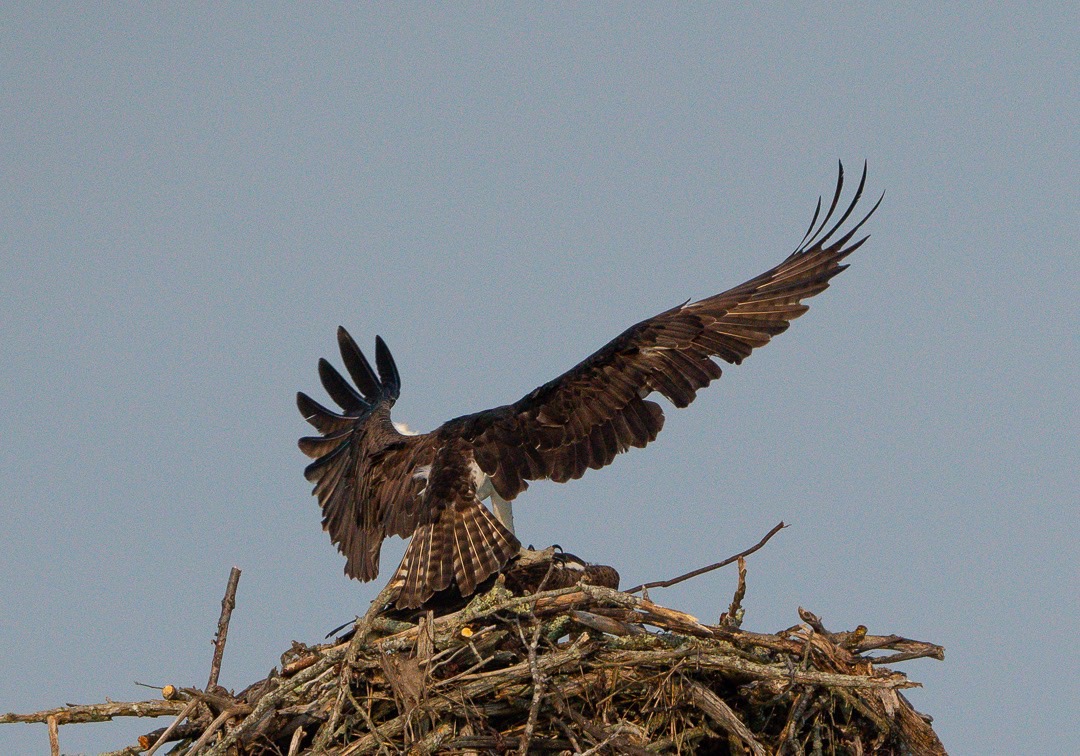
207 567 242 692
0 699 189 726
1 527 947 754
625 520 787 594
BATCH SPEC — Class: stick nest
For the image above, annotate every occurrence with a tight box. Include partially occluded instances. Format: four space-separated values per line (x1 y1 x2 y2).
5 547 948 755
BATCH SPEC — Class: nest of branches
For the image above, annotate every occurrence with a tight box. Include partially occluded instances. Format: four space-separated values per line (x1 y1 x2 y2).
3 528 947 755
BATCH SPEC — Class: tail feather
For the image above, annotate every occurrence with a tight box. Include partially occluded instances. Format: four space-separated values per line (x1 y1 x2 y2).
390 499 520 609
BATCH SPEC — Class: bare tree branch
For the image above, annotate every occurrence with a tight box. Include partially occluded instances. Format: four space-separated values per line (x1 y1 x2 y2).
625 521 787 593
207 566 242 692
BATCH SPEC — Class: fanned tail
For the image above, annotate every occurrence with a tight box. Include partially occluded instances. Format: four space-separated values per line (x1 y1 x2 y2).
389 498 521 609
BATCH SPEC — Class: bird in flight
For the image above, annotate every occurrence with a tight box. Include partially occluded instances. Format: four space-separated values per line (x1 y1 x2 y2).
298 162 881 609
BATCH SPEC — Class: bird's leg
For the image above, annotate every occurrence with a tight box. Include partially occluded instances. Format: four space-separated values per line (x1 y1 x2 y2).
475 474 516 535
490 491 515 535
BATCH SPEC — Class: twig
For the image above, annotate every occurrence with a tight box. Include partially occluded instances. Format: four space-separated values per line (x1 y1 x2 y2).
341 633 596 755
47 715 59 756
601 646 919 690
143 697 199 756
348 579 401 659
575 721 650 756
866 648 942 665
685 679 767 756
776 687 812 753
350 687 394 756
720 556 748 626
207 566 242 691
311 578 399 753
849 634 945 662
201 650 345 756
569 609 640 636
319 681 349 751
518 621 546 755
186 704 250 755
412 722 454 752
0 700 188 725
287 725 305 756
626 521 787 593
893 691 948 755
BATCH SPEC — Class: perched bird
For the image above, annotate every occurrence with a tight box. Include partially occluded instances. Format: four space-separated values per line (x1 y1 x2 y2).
298 162 881 609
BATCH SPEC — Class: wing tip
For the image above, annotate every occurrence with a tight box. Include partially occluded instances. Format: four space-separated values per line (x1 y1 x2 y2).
795 159 881 256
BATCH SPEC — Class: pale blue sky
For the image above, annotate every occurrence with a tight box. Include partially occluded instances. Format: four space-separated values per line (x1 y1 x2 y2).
2 5 1076 753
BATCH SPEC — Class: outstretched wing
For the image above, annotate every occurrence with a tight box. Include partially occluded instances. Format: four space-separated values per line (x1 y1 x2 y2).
297 328 429 582
445 161 882 501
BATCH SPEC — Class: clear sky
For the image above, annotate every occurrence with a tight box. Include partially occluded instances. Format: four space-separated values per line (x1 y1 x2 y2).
2 5 1076 754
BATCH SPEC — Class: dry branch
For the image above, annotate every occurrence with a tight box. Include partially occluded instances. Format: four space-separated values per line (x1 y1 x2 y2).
1 533 946 755
0 699 188 726
207 566 242 692
47 715 58 756
686 680 767 756
625 520 787 594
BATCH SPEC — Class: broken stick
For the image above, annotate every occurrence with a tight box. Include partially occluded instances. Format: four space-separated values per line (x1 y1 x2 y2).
207 566 242 692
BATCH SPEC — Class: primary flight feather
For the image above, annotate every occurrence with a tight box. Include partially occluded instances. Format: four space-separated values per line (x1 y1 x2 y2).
298 162 882 609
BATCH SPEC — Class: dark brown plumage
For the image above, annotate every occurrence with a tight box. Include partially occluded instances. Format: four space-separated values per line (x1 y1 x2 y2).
298 162 882 609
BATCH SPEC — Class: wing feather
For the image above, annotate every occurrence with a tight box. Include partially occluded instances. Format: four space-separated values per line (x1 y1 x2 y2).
445 162 879 501
336 327 382 399
298 332 434 583
317 359 372 414
297 392 354 434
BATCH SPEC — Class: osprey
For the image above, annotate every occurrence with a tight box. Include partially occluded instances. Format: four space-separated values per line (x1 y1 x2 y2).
299 162 881 609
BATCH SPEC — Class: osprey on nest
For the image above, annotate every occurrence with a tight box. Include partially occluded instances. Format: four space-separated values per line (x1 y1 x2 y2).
298 162 881 609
